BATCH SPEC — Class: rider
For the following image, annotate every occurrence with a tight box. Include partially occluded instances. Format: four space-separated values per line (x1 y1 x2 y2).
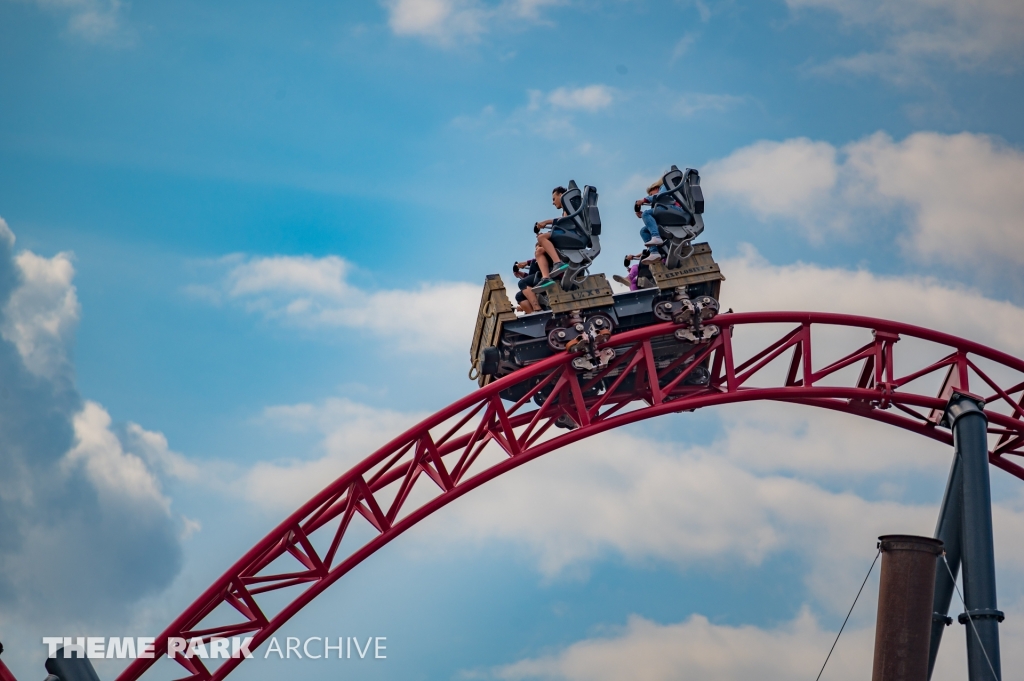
532 186 571 289
513 248 551 313
634 179 665 265
614 254 643 291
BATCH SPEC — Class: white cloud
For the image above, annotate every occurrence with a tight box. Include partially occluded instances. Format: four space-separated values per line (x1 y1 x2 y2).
384 0 561 44
785 0 1024 76
491 610 875 681
0 217 186 651
0 217 14 248
708 137 840 234
1 249 80 381
123 422 201 483
442 429 973 611
487 602 1024 681
844 132 1024 269
706 131 1024 271
63 401 170 512
386 0 485 40
239 398 423 509
227 254 352 298
723 246 1024 356
199 254 481 354
670 33 697 61
28 0 131 45
547 85 615 112
672 92 746 117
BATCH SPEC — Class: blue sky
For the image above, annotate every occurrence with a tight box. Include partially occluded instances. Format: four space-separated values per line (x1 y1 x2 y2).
1 0 1024 679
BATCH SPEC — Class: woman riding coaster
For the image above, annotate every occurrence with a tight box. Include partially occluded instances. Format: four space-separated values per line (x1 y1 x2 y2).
634 178 667 265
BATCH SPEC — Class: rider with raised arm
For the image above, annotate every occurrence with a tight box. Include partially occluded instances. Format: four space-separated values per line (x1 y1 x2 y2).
634 178 666 265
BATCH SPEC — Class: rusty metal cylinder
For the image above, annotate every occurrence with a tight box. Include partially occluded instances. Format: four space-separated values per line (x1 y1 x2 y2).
872 535 944 681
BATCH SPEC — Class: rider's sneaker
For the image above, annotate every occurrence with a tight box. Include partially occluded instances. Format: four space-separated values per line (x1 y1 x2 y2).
612 274 631 287
533 277 556 289
642 252 662 265
548 262 570 278
644 236 665 247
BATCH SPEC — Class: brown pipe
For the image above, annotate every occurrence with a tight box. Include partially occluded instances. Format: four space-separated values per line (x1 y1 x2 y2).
873 535 944 681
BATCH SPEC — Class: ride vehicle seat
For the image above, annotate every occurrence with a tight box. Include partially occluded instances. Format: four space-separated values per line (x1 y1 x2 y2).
549 182 591 251
650 167 697 228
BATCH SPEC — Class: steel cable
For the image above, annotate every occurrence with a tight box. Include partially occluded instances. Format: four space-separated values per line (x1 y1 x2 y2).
942 552 999 681
814 547 881 681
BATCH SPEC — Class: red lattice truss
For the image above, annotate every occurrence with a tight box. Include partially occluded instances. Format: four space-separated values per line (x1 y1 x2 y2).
116 311 1024 681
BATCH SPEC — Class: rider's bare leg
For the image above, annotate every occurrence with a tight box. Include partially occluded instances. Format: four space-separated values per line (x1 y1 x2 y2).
523 287 541 311
534 244 551 278
536 233 563 266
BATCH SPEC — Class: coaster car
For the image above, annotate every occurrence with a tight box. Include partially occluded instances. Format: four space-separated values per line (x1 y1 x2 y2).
469 168 721 408
469 244 725 405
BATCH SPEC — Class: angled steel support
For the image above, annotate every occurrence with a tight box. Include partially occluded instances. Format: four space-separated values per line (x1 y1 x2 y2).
928 449 962 679
946 393 1002 681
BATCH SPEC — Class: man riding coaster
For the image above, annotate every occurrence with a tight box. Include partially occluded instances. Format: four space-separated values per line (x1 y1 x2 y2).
531 185 572 290
522 180 603 303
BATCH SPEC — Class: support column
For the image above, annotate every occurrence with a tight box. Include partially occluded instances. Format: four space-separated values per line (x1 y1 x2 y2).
927 452 962 679
872 535 944 681
946 393 1002 681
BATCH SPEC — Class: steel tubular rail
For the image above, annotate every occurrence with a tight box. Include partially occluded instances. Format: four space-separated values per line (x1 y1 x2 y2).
116 311 1024 681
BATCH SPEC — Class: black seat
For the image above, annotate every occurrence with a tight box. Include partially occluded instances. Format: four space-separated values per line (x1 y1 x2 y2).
649 165 705 269
550 183 590 250
651 202 693 227
651 167 700 229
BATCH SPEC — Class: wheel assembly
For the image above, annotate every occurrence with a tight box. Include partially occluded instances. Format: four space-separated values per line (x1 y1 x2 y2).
548 328 570 351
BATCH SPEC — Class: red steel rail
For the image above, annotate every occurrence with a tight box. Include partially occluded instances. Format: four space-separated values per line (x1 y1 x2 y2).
117 311 1024 681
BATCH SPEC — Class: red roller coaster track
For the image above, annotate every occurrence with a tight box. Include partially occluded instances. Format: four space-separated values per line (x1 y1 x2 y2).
115 311 1024 681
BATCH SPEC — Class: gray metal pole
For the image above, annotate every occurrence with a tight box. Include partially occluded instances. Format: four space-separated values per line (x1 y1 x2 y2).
946 393 1002 681
927 452 962 679
872 535 944 681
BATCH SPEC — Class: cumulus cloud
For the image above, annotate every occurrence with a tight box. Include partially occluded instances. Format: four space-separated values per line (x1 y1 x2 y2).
1 249 80 381
26 0 132 45
784 0 1024 77
706 131 1024 274
672 92 747 117
547 85 615 112
490 610 875 681
707 137 841 234
384 0 560 44
485 603 1024 681
196 254 481 354
64 402 170 512
845 132 1024 269
239 398 423 508
723 246 1024 356
0 217 185 671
